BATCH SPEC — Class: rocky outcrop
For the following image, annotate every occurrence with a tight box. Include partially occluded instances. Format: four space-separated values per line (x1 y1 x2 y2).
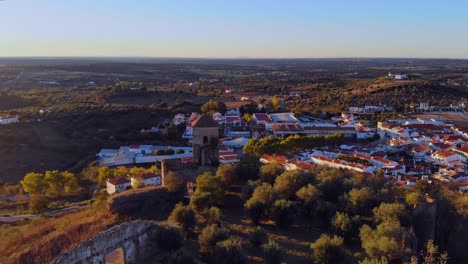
107 186 178 220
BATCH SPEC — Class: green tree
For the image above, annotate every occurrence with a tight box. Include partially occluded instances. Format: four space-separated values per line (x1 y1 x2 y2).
168 203 197 233
195 172 226 205
98 166 113 185
29 194 48 213
359 257 389 264
274 170 311 199
62 171 79 193
373 202 410 226
421 240 449 264
212 239 247 264
190 191 213 212
271 96 281 111
347 187 376 215
244 183 275 224
259 163 284 184
165 171 184 193
263 240 283 264
360 219 402 258
332 212 359 238
208 206 223 226
20 172 46 194
201 99 227 114
310 234 349 264
44 170 67 196
198 224 228 255
296 184 319 215
113 166 128 177
405 192 422 207
271 199 296 228
216 164 239 186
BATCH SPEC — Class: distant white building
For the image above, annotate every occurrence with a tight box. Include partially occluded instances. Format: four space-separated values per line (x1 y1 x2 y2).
0 115 19 125
388 72 408 80
419 102 430 111
107 177 131 194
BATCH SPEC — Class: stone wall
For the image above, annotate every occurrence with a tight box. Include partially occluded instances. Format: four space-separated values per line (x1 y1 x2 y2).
54 221 159 264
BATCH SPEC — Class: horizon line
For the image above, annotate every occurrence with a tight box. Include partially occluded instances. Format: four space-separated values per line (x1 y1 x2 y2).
1 55 468 60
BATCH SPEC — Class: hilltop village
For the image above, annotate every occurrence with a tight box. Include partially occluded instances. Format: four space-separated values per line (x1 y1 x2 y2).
99 106 468 195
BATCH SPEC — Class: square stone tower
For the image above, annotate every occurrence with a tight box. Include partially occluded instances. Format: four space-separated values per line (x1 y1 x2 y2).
191 114 219 166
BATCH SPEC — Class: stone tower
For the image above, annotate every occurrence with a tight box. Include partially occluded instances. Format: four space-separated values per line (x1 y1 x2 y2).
191 114 219 166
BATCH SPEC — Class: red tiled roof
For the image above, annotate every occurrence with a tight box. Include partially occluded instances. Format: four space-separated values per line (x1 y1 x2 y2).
108 177 130 185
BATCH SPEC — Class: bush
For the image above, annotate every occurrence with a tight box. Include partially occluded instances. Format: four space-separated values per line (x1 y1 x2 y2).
263 240 282 264
240 180 261 201
29 195 48 214
176 149 185 154
155 224 183 252
259 163 284 184
359 257 389 264
310 234 349 264
194 172 226 205
155 149 165 155
271 199 296 228
199 224 229 255
216 164 239 186
405 192 422 207
190 192 213 212
274 170 311 199
165 148 175 155
208 206 223 226
249 226 267 247
373 202 410 226
245 199 268 224
165 171 184 193
168 203 197 233
212 239 247 264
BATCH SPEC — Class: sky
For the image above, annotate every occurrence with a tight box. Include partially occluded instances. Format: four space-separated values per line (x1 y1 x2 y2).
0 0 467 58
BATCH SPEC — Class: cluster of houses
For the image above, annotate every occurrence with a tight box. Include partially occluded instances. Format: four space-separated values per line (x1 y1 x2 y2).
97 145 193 166
260 116 467 192
106 172 162 194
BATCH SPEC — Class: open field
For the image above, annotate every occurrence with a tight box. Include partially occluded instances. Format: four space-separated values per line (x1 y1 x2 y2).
414 112 468 127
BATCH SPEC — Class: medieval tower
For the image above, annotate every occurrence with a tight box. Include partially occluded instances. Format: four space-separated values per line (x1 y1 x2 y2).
191 114 219 166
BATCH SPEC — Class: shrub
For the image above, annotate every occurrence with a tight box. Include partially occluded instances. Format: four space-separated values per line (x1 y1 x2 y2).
175 149 185 154
310 234 349 264
165 171 184 193
155 224 183 252
155 149 165 155
240 180 261 201
249 226 267 247
194 172 226 205
373 202 410 226
168 203 196 233
199 224 229 255
190 192 213 212
208 206 223 226
245 199 268 224
212 239 247 264
359 257 389 264
165 148 175 155
405 192 422 207
274 170 311 199
271 199 296 228
263 240 282 264
259 163 284 184
29 195 48 214
216 164 239 186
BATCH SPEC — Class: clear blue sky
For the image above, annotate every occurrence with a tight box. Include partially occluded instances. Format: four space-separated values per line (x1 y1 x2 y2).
1 0 467 58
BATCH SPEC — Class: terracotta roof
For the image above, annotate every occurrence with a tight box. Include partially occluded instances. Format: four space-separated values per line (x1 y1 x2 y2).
108 177 130 185
455 146 468 154
192 114 219 128
433 149 456 158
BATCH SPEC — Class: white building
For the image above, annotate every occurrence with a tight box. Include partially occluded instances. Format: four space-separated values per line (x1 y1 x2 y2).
0 115 19 125
107 177 131 194
130 173 161 188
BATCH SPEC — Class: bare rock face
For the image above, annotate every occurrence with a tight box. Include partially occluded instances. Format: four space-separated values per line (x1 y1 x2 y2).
107 186 179 220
